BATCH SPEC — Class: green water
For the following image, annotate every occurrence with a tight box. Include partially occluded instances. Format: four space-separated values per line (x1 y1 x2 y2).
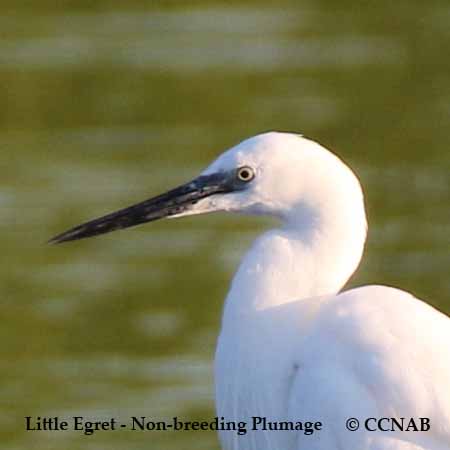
1 1 449 449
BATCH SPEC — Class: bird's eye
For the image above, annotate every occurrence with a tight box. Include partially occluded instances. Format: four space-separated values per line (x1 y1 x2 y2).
236 166 255 183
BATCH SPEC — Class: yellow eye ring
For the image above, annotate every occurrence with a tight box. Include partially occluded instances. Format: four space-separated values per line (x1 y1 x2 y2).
236 166 255 182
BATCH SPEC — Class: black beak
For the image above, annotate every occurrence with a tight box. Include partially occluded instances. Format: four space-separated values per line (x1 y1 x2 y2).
49 171 238 244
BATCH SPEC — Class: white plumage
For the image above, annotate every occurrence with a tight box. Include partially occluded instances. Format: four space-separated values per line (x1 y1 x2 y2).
205 133 450 450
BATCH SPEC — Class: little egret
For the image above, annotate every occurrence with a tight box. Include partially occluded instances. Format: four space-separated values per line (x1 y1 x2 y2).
51 132 450 450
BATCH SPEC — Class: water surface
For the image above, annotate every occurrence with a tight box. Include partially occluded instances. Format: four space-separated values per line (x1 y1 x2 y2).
1 2 449 449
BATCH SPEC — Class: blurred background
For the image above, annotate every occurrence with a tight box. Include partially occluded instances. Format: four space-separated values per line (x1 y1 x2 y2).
1 1 449 449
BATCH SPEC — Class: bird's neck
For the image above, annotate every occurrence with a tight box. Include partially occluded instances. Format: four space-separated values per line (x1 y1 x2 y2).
222 200 367 321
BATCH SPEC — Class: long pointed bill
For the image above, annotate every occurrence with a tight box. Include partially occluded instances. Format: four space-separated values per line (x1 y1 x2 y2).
49 171 237 244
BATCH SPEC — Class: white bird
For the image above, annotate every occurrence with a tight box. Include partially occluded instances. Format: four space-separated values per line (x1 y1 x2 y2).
51 132 450 450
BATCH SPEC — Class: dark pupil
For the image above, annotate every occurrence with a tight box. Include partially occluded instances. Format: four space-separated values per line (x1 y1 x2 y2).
240 169 250 180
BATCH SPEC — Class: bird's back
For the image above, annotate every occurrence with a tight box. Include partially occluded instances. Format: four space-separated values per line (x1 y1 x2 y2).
288 285 450 450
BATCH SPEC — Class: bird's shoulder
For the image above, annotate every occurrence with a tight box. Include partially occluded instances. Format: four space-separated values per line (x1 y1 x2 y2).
315 284 449 346
288 286 450 448
298 284 450 367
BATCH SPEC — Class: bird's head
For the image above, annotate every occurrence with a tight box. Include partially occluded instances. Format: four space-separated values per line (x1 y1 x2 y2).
50 132 365 244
